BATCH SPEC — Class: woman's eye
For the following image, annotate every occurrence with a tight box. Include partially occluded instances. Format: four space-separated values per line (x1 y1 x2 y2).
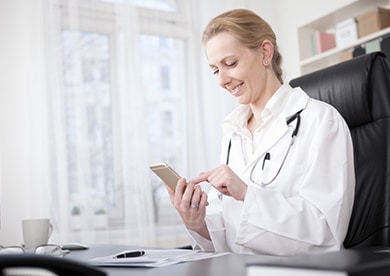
211 61 236 75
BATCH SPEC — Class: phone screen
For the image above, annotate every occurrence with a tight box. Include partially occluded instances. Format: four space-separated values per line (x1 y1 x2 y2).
149 163 181 190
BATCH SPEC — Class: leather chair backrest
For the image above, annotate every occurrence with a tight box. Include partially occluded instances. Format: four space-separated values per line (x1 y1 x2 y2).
290 51 390 248
0 254 106 276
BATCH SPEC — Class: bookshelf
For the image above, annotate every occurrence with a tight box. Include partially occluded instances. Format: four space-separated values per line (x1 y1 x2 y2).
298 0 390 74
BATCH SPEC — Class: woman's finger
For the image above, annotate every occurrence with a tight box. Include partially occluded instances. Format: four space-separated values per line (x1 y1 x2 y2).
190 185 202 209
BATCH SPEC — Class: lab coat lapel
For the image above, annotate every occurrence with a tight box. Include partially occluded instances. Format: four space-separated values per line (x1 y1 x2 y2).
244 86 310 170
245 115 288 168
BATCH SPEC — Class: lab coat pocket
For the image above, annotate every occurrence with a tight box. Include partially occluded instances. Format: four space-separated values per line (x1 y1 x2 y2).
251 154 306 192
257 159 279 185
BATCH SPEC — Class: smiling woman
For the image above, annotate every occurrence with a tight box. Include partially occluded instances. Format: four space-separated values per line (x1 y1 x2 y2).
164 8 355 256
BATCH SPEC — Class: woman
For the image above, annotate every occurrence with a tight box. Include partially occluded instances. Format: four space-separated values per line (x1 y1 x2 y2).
167 9 355 256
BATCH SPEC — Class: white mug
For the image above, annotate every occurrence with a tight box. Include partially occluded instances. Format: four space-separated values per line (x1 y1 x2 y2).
22 218 53 249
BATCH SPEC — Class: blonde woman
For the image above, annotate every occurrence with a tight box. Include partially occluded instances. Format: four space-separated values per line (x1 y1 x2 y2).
167 9 355 256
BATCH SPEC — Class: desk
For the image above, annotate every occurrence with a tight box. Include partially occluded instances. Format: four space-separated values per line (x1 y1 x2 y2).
66 245 390 276
65 244 272 276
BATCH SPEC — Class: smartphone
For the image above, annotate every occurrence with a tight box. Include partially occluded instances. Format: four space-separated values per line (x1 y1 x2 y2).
149 162 182 190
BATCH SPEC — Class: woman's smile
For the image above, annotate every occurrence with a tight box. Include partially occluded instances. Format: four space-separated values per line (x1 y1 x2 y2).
228 83 243 96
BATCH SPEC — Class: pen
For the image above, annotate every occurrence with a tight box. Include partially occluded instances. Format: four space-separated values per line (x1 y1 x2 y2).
262 152 271 170
114 250 145 258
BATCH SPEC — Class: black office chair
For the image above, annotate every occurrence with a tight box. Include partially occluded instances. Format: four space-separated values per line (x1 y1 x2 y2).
0 254 106 276
290 51 390 249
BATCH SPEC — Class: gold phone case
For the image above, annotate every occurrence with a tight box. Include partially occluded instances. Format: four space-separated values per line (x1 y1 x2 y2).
149 163 181 190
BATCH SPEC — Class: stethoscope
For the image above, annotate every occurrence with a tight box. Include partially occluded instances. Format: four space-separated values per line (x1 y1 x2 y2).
226 109 303 187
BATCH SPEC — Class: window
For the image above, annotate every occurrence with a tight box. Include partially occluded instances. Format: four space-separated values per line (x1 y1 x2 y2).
51 0 189 246
160 66 170 90
62 30 115 221
101 0 177 12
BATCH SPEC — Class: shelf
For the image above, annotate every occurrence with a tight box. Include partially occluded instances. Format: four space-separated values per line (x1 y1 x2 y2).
300 27 390 72
298 0 390 74
302 0 389 30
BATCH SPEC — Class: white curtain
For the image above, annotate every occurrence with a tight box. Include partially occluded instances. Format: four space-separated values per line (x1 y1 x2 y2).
45 0 187 247
0 0 245 247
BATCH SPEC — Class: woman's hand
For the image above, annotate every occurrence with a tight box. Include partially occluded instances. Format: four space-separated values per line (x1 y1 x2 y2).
165 178 210 240
193 165 247 201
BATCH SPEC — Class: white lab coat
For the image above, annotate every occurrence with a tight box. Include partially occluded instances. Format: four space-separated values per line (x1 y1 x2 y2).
188 84 355 256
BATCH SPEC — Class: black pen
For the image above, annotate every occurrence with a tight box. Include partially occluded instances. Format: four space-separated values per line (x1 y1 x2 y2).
262 152 271 170
114 250 145 258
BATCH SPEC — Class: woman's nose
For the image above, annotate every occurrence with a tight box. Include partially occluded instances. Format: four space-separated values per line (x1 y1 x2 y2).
218 70 231 88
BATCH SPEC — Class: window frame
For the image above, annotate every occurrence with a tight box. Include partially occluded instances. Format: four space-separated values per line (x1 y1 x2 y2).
54 0 193 244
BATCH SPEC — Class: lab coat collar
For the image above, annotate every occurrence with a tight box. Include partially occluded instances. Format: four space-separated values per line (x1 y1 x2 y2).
283 85 309 117
222 84 309 136
222 84 310 169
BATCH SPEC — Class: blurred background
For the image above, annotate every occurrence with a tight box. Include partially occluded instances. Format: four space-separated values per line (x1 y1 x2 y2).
0 0 372 248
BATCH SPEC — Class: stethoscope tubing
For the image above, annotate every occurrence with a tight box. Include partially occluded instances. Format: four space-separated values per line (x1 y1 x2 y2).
227 109 303 187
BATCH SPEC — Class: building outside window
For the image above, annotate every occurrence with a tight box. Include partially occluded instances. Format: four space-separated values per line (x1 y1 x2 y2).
47 0 190 247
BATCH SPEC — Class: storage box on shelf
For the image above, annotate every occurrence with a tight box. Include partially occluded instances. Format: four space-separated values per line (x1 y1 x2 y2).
339 49 353 62
335 18 359 48
298 0 390 74
358 7 390 37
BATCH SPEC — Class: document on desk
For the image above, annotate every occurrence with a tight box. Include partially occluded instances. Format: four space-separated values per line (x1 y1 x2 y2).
88 249 230 267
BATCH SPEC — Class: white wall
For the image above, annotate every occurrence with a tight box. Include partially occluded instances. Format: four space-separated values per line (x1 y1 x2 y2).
218 0 358 81
0 0 49 246
0 0 31 245
0 0 359 245
276 0 356 80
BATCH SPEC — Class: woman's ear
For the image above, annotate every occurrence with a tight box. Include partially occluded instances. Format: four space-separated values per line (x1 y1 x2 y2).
261 40 274 66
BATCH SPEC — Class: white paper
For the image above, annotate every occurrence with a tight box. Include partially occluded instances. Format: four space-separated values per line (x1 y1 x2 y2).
88 249 230 267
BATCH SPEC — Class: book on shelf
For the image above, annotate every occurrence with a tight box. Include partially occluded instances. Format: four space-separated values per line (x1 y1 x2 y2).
315 31 336 53
246 247 390 276
366 39 381 53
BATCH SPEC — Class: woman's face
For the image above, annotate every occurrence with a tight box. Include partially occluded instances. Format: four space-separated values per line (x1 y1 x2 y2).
206 32 266 105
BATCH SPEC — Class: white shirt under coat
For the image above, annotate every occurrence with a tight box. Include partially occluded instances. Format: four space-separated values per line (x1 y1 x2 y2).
187 83 355 256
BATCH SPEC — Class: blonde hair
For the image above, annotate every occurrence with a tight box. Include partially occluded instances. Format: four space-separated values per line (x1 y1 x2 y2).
202 9 283 83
